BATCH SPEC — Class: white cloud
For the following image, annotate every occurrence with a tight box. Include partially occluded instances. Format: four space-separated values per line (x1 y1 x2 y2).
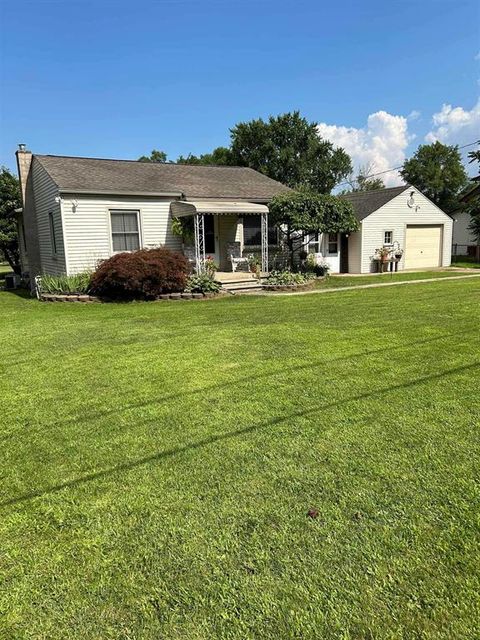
425 100 480 149
475 51 480 61
317 111 412 187
408 110 421 121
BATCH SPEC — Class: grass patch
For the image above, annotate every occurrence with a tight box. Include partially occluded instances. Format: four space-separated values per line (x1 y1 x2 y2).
0 262 11 287
451 256 480 269
1 280 479 639
315 269 478 289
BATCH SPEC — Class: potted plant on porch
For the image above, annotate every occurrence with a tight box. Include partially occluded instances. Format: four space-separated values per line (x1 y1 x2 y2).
375 246 391 273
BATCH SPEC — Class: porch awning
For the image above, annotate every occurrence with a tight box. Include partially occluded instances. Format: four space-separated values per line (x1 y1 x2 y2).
170 200 268 217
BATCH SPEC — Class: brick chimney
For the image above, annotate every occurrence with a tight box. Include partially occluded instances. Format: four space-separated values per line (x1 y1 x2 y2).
15 144 42 283
16 144 33 204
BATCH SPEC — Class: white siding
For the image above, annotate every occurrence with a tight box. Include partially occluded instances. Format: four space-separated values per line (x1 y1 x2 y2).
31 159 66 275
360 188 453 273
452 211 476 249
62 196 182 274
307 233 340 273
347 230 362 273
217 215 240 270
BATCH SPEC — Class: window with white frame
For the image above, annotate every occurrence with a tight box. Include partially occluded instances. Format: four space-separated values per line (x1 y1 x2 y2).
308 232 320 253
48 211 57 255
384 230 393 245
327 232 338 255
110 210 140 252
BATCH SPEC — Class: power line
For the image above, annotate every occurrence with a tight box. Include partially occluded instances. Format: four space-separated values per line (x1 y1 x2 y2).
337 139 480 187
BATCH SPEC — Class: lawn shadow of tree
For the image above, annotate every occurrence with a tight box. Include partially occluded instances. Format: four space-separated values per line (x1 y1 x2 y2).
2 361 478 508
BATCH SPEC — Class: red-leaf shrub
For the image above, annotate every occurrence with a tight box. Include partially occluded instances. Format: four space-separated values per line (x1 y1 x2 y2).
90 248 189 300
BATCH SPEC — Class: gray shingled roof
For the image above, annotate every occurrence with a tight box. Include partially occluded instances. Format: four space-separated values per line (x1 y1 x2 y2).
341 185 408 220
34 154 291 200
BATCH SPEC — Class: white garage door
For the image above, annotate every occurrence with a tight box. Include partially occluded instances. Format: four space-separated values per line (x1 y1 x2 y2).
404 225 442 269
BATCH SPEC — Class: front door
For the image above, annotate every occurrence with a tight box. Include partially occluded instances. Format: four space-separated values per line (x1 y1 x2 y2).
340 234 349 273
204 215 219 264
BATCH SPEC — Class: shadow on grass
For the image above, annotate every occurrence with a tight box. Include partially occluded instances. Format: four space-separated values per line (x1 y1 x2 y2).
0 288 33 300
1 361 478 509
0 327 476 446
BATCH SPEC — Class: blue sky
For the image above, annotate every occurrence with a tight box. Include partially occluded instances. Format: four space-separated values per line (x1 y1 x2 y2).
1 0 479 182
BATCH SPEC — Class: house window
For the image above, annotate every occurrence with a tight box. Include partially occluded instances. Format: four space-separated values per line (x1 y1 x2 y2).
48 212 57 254
243 217 278 246
110 210 140 252
327 233 338 255
309 232 320 253
384 230 393 245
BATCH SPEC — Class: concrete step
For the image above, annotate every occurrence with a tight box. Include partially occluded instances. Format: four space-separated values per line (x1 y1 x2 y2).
216 273 257 284
222 280 263 293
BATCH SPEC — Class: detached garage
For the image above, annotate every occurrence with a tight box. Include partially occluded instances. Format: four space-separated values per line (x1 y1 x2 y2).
342 186 453 273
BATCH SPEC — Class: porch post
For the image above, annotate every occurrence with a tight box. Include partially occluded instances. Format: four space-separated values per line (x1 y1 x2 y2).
193 213 205 273
261 211 269 273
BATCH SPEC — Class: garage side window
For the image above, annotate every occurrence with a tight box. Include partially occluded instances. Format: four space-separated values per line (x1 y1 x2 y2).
384 230 393 245
110 211 140 252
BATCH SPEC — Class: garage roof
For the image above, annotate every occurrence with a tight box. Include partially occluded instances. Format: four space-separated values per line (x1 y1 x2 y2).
342 185 408 221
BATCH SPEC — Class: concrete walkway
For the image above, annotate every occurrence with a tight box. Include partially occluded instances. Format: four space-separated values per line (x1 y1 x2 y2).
257 273 480 297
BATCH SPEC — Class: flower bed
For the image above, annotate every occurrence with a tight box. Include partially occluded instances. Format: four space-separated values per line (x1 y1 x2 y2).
262 279 320 292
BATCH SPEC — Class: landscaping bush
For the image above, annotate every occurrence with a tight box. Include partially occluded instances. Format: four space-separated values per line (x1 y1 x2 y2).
90 248 189 300
304 254 331 277
184 274 221 294
263 270 311 286
39 272 92 294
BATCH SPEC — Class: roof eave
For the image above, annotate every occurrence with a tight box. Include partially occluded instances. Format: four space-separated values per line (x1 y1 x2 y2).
58 188 184 197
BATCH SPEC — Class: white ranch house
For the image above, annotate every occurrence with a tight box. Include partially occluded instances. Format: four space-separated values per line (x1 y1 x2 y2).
16 147 453 284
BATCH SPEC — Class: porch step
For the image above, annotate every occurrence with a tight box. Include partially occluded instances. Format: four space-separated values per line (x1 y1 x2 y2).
221 279 264 293
215 271 257 284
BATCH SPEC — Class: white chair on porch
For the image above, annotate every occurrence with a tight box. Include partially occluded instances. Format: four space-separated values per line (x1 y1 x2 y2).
183 245 197 270
227 242 249 272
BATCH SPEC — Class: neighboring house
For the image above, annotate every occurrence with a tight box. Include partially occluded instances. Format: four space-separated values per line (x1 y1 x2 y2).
339 186 453 272
451 176 479 252
16 147 453 282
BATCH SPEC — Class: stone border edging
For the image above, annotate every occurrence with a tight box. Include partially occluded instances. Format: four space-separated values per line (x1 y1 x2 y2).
262 282 316 292
40 291 221 303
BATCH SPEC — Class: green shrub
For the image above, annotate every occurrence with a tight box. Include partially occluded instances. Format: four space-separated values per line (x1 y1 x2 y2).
40 272 92 294
304 254 331 277
263 270 310 286
185 274 221 294
90 248 189 300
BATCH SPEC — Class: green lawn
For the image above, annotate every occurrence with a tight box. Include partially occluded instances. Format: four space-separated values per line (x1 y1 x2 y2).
315 269 479 289
451 256 480 269
1 279 479 639
0 262 11 287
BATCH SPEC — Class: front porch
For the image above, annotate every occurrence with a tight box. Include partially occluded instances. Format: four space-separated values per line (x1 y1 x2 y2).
170 200 270 274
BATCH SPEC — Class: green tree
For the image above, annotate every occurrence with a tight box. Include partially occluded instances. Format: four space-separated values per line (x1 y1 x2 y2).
468 214 480 244
341 163 385 193
466 148 480 256
0 167 21 274
230 111 352 192
138 149 168 163
467 149 480 166
400 141 468 212
176 147 234 166
269 189 358 265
